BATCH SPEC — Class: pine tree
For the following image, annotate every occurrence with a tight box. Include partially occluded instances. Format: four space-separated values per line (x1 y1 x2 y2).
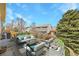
56 9 79 55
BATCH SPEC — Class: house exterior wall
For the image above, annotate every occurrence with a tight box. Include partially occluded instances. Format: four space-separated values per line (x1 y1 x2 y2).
0 19 2 34
0 4 6 37
26 24 54 34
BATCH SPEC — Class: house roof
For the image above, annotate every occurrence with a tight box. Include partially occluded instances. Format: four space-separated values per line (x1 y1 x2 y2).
26 24 51 29
51 28 56 32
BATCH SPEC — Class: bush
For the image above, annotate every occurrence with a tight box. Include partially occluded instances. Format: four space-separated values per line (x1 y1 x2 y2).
0 35 2 40
17 32 26 35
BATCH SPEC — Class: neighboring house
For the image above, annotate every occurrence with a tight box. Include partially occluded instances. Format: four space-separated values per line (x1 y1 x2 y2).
48 28 56 38
26 24 55 34
26 27 31 32
33 24 52 34
26 24 56 40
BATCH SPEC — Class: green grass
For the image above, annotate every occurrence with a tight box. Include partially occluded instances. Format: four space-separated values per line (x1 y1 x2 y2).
56 38 64 46
55 38 65 55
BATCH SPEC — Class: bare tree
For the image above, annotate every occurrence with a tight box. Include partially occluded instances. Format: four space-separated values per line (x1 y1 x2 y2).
16 17 26 32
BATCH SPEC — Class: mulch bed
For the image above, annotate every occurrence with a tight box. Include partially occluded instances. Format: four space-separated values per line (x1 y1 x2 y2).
0 47 7 54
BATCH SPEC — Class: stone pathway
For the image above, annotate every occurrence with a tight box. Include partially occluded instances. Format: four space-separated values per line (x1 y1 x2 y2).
0 39 65 56
45 39 65 56
66 46 76 56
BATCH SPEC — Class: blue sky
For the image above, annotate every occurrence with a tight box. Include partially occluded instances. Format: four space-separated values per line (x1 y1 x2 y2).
5 3 79 27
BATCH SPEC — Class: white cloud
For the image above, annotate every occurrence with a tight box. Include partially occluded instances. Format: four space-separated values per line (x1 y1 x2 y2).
8 3 12 6
59 3 77 12
42 11 48 15
15 13 23 18
22 4 27 8
27 15 33 19
22 5 26 8
15 3 21 7
15 4 29 11
22 4 29 11
7 8 13 15
50 4 58 9
69 3 77 9
6 8 14 20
